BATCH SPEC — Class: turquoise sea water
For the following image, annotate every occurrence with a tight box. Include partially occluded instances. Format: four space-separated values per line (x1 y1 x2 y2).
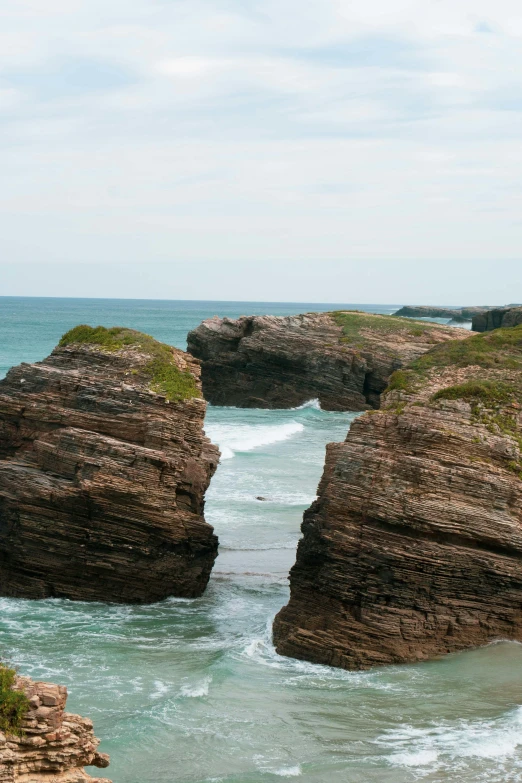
0 298 520 783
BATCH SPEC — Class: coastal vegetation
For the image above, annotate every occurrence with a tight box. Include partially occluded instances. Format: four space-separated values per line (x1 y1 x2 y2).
412 324 522 373
386 325 522 397
59 325 200 402
0 664 29 736
433 379 522 459
431 380 519 406
330 310 435 345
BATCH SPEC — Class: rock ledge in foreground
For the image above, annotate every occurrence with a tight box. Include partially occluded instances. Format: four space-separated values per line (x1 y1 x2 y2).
0 671 110 783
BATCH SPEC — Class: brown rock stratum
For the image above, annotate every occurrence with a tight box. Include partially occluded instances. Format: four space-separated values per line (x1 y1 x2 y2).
0 326 219 603
0 675 110 783
273 326 522 669
187 311 470 411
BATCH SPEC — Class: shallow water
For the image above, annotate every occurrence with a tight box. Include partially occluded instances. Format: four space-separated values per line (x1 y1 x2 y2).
0 298 520 783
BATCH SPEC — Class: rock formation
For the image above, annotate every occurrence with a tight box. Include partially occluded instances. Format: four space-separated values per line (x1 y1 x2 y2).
472 306 522 332
273 325 522 669
0 326 219 603
394 305 490 322
187 311 470 411
0 673 110 782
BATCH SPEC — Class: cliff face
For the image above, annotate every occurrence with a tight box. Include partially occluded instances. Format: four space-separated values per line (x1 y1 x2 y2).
472 306 522 332
0 674 110 783
273 326 522 670
187 312 470 411
0 326 219 603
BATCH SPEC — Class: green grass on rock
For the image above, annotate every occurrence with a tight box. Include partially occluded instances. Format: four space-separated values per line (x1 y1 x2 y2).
0 664 29 736
59 325 200 402
330 311 440 347
431 380 519 406
412 324 522 374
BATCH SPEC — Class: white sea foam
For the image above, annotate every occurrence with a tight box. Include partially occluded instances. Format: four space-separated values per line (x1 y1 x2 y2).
219 543 297 551
390 749 438 767
151 680 169 699
270 765 302 777
206 421 304 460
241 619 392 686
290 399 321 410
180 676 212 698
384 705 522 771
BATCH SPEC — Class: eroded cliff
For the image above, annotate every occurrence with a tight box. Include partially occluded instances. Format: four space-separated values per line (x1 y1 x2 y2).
187 311 470 411
472 306 522 332
0 326 219 603
273 325 522 669
0 671 110 783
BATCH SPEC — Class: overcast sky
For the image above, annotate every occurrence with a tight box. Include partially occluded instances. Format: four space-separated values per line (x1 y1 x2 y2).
1 1 522 302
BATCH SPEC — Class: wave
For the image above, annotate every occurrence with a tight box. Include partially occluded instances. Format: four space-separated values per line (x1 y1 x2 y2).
239 619 397 687
179 675 212 698
290 399 321 411
205 421 304 460
270 766 302 777
381 705 522 771
219 543 297 552
151 679 170 699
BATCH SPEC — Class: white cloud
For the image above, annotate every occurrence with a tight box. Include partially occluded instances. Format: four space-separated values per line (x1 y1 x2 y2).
1 0 522 272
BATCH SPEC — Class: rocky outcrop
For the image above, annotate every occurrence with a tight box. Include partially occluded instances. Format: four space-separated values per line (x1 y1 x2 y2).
187 311 470 411
273 325 522 669
0 674 110 782
472 306 522 332
0 326 219 603
394 305 491 322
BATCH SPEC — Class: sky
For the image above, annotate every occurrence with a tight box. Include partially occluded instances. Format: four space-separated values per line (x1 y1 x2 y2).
1 1 522 302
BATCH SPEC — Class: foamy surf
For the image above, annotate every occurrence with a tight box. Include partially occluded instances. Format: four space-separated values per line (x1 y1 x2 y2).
179 676 212 698
291 399 321 410
271 765 302 777
383 705 522 771
206 421 304 460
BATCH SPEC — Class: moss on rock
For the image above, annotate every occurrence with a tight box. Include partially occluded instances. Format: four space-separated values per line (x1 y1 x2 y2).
330 311 436 346
0 664 29 736
59 325 200 402
431 380 519 406
412 324 522 374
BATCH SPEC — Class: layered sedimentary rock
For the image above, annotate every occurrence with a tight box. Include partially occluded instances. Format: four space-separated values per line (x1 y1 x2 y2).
394 305 490 322
187 311 469 411
472 306 522 332
273 326 522 669
0 674 110 783
0 326 219 603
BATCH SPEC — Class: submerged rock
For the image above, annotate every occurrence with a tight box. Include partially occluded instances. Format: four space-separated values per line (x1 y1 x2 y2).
472 305 522 332
0 672 110 782
187 311 469 411
273 325 522 669
0 326 219 603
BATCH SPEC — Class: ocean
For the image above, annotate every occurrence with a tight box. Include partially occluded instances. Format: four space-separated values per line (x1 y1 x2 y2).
0 297 520 783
